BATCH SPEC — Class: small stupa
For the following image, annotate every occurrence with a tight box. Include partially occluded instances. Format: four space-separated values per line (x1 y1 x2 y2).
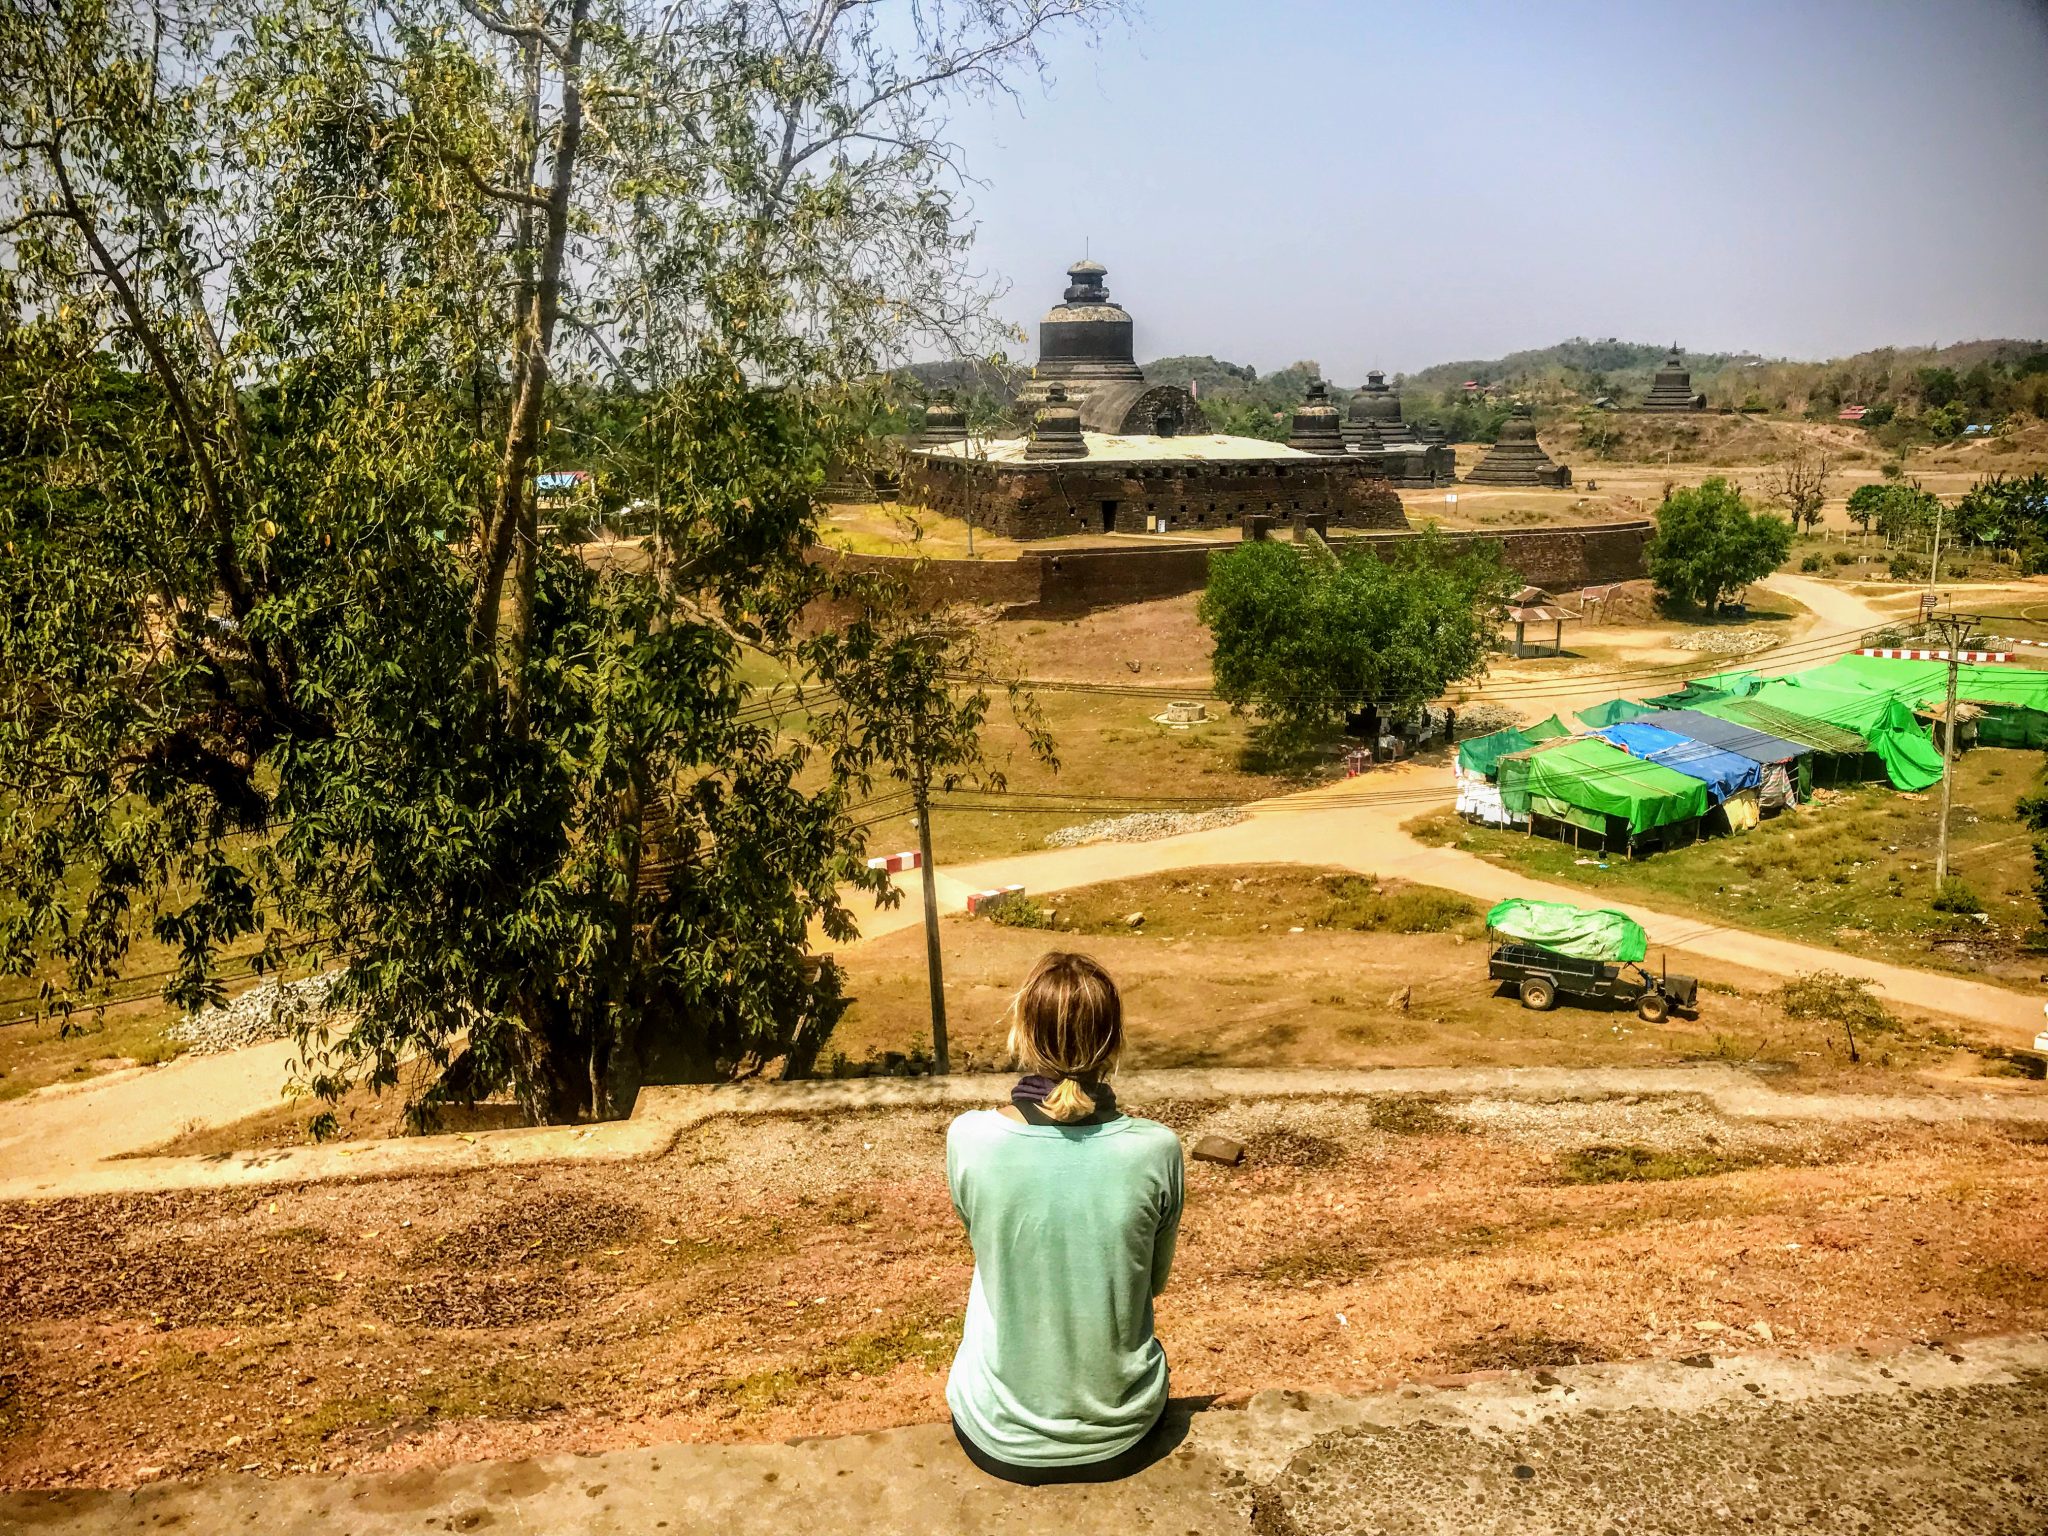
1343 370 1419 448
1286 379 1348 455
1023 383 1087 459
1640 345 1707 412
1463 405 1572 488
918 392 967 446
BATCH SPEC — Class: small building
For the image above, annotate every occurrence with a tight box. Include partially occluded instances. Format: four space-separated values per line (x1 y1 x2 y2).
1504 585 1579 657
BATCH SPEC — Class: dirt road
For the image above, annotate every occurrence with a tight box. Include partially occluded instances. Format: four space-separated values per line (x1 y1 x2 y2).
852 758 2045 1044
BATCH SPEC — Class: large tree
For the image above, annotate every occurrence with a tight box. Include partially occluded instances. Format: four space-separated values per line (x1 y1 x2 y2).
0 0 1112 1125
1645 477 1794 615
1198 530 1514 748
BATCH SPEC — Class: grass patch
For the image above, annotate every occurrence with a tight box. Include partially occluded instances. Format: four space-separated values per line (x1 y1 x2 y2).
1367 1094 1462 1135
714 1312 963 1412
1259 1240 1374 1286
1316 877 1481 936
1554 1143 1752 1184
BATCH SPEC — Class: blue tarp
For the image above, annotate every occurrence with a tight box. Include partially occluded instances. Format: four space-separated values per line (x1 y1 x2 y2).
1648 709 1809 766
1594 720 1764 804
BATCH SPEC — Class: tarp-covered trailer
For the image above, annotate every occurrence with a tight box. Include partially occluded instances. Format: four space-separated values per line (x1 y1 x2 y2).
1485 898 1698 1021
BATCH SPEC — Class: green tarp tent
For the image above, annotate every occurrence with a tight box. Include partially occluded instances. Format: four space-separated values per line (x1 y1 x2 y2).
1577 697 1653 729
1457 715 1569 779
1732 673 1943 791
1486 898 1648 963
1806 653 2048 757
1498 737 1710 837
1643 670 1762 711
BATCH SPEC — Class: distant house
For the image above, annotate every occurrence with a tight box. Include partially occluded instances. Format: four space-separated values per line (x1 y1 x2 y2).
1462 380 1481 392
1837 405 1868 421
1964 423 1995 436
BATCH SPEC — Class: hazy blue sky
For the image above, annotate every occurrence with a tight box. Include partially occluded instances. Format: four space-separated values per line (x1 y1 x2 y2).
945 0 2048 381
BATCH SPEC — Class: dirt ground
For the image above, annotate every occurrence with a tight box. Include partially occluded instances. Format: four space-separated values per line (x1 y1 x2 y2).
4 1087 2044 1492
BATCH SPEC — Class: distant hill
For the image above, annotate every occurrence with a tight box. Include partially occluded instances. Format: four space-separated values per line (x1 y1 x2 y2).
1395 336 2048 419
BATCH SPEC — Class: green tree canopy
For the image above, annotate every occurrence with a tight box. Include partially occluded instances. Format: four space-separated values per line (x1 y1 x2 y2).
1645 478 1795 614
1197 530 1514 746
0 0 1113 1125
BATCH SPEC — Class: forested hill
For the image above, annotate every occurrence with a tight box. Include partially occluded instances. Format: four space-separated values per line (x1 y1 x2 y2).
1401 340 1758 395
1397 336 2047 415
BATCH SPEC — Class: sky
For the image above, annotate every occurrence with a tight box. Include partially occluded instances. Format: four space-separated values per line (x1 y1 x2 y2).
941 0 2048 381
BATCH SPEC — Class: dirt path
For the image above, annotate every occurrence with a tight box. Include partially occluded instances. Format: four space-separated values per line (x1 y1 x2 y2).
848 761 2045 1044
0 1037 303 1187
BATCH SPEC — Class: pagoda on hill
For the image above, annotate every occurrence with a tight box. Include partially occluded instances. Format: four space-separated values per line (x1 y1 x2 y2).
1463 405 1572 488
1639 346 1706 412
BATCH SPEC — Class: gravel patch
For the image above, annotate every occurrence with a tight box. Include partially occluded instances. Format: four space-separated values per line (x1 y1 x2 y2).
1669 627 1781 657
1043 807 1247 848
166 973 344 1055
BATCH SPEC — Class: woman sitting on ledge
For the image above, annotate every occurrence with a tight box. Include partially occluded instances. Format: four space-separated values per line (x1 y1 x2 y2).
944 951 1186 1485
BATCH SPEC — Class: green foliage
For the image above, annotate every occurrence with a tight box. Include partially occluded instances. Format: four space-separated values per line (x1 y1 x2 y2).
979 892 1053 929
1932 878 1983 915
1800 554 1824 572
0 0 1107 1123
1198 528 1515 748
1645 478 1795 614
1774 971 1898 1062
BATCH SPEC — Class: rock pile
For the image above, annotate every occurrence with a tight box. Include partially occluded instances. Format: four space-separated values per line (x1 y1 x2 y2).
1670 628 1778 657
167 973 343 1055
1043 807 1246 849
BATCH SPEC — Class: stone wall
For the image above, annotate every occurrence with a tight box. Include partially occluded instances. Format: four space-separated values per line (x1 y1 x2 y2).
901 454 1407 541
815 519 1653 619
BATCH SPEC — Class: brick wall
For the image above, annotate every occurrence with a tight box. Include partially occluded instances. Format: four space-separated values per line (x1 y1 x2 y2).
901 454 1407 541
812 520 1652 619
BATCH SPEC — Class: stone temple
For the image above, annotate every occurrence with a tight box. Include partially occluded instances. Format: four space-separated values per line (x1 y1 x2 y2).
1463 405 1573 488
1342 370 1455 487
1639 346 1707 412
901 261 1407 542
1010 261 1207 437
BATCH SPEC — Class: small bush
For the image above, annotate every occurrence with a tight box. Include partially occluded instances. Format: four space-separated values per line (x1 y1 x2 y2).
1775 970 1899 1061
1832 551 1857 566
980 892 1053 929
1800 553 1824 572
1932 878 1984 915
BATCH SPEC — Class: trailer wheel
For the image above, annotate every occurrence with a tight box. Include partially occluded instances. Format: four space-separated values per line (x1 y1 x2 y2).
1519 976 1557 1011
1637 992 1671 1023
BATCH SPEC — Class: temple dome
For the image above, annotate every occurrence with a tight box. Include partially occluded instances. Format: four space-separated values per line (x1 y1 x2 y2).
1345 369 1419 448
1287 380 1348 455
1033 260 1143 384
918 392 966 446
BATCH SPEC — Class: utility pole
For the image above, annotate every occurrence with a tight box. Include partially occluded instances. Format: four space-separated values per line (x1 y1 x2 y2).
1929 611 1979 888
1925 496 1944 622
909 729 950 1075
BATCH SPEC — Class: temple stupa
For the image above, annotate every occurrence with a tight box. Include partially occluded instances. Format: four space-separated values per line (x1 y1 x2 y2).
1343 369 1454 486
1640 346 1707 412
1012 260 1203 436
1463 405 1573 488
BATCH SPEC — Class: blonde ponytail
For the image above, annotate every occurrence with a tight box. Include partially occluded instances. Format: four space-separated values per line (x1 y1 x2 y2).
1009 952 1123 1121
1040 1076 1097 1123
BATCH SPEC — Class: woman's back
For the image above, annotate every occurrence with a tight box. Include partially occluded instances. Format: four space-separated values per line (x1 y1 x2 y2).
945 1107 1184 1469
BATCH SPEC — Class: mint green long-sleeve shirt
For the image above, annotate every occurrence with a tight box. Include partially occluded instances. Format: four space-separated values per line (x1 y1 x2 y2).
944 1109 1185 1467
